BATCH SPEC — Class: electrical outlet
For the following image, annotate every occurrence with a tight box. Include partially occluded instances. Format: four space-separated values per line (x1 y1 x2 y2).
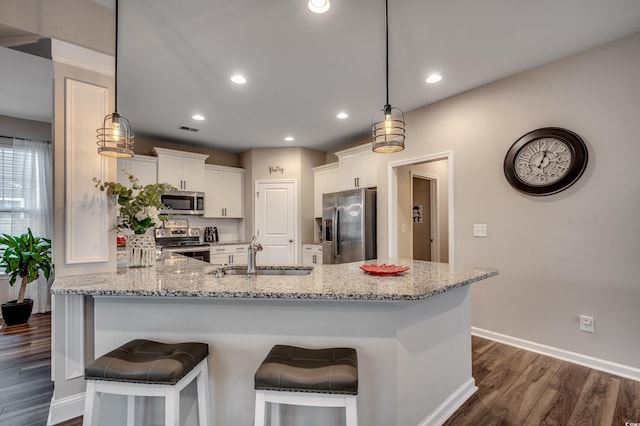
579 315 594 333
473 224 488 237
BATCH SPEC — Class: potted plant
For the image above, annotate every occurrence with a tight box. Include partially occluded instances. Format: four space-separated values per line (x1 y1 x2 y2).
0 228 52 326
94 171 175 267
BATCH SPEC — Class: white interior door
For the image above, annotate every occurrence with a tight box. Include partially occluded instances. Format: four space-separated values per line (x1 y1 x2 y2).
255 180 296 265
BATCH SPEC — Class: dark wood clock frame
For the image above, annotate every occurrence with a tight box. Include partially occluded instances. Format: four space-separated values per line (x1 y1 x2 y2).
503 127 588 196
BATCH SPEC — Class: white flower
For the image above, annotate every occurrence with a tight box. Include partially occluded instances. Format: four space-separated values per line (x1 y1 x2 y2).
136 206 161 225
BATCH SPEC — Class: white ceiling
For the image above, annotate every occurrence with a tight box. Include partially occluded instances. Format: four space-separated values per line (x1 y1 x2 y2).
2 1 640 153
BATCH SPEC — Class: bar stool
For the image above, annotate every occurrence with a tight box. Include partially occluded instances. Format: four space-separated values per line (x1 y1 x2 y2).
83 339 210 426
254 345 358 426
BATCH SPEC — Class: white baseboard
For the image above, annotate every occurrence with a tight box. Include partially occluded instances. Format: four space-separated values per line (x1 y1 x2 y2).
472 327 640 382
418 378 477 426
47 392 85 425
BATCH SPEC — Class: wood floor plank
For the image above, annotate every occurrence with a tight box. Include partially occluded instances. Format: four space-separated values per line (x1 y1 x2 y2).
524 362 591 425
444 346 539 424
472 335 496 356
567 370 621 425
613 378 640 425
0 314 54 426
471 338 520 373
479 353 562 424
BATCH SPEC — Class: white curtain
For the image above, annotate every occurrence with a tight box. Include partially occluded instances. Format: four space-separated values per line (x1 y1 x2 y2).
6 138 53 313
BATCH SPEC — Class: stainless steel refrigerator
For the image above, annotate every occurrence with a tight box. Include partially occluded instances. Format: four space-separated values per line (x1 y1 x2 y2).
322 188 376 264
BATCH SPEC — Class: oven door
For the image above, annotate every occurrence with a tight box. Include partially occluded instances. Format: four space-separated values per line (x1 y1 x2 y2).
162 246 210 263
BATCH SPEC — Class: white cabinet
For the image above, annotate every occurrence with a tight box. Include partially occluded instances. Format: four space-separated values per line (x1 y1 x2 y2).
210 244 249 265
204 165 244 218
302 244 323 265
117 155 157 188
154 147 209 191
312 163 339 218
336 144 377 190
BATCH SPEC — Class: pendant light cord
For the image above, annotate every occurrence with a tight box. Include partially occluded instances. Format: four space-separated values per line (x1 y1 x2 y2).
385 0 389 107
114 0 119 114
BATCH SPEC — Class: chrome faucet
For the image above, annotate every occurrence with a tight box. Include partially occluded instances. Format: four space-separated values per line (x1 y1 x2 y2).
247 235 263 275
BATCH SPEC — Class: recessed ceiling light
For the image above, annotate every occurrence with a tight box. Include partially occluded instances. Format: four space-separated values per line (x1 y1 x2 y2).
192 114 205 121
308 0 330 14
230 74 247 84
426 74 442 84
336 112 349 119
284 136 295 142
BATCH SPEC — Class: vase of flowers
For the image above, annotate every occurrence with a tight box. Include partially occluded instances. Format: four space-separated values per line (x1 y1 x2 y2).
94 171 175 267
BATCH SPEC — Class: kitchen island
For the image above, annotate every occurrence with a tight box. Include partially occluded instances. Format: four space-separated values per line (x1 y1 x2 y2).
50 254 497 425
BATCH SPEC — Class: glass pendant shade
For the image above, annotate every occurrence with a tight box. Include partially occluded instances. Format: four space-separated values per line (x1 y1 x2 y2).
371 104 405 153
97 112 134 158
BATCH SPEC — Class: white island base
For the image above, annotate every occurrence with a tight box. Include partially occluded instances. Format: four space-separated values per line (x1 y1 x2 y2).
91 286 474 426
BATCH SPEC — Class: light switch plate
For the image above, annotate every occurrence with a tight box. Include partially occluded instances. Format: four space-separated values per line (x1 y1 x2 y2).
473 224 488 237
579 315 594 332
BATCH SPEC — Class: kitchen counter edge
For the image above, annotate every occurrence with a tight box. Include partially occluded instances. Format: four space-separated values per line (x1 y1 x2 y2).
50 256 498 302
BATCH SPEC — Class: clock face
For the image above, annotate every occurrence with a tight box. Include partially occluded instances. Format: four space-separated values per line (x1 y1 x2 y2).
514 137 572 186
504 128 588 196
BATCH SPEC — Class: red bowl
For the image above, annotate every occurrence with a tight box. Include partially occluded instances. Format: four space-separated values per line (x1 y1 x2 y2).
359 264 410 276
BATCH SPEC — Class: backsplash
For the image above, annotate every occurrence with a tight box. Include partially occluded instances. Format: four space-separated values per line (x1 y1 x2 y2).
179 216 245 242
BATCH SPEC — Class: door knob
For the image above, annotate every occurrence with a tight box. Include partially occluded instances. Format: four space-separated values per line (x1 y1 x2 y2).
289 239 293 243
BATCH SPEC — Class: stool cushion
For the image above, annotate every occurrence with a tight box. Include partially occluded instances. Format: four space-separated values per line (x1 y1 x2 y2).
255 345 358 395
85 339 209 385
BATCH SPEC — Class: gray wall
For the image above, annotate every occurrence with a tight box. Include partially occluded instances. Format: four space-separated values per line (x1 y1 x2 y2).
134 135 240 168
372 31 640 369
239 147 325 256
0 115 51 140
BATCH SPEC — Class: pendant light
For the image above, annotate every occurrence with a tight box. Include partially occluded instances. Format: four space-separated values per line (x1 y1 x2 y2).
371 0 405 153
97 0 134 158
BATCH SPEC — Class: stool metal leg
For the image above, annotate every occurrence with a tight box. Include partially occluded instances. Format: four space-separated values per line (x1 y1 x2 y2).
126 395 135 426
270 401 281 426
196 361 211 426
345 395 358 426
165 387 180 426
254 390 267 426
82 381 99 426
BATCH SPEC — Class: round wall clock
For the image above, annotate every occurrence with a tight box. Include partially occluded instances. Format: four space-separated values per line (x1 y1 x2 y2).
503 127 588 196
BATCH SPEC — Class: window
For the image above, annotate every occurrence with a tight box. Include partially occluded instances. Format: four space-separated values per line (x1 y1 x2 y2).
0 137 52 239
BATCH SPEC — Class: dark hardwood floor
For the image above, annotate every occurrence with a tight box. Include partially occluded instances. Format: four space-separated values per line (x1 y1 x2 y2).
446 336 640 425
0 314 54 426
1 314 638 425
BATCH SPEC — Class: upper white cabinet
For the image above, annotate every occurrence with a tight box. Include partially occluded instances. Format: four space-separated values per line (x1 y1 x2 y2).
336 144 377 190
153 147 209 191
204 165 244 218
312 163 339 218
117 155 157 188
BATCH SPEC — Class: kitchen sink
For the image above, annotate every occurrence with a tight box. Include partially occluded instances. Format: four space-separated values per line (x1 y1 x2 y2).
212 267 313 276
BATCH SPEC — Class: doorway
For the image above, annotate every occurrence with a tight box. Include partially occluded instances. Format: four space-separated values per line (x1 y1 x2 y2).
254 179 297 265
387 151 453 263
411 172 438 261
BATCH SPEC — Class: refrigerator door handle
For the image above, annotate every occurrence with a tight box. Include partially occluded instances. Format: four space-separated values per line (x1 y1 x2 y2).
335 208 340 257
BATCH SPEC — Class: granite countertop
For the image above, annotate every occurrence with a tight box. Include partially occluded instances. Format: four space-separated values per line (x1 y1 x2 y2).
50 253 498 301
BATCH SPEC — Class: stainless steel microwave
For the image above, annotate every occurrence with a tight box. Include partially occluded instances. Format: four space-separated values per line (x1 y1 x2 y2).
160 191 205 215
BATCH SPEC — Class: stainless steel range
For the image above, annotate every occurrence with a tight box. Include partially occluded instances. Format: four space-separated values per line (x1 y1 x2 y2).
155 219 210 263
